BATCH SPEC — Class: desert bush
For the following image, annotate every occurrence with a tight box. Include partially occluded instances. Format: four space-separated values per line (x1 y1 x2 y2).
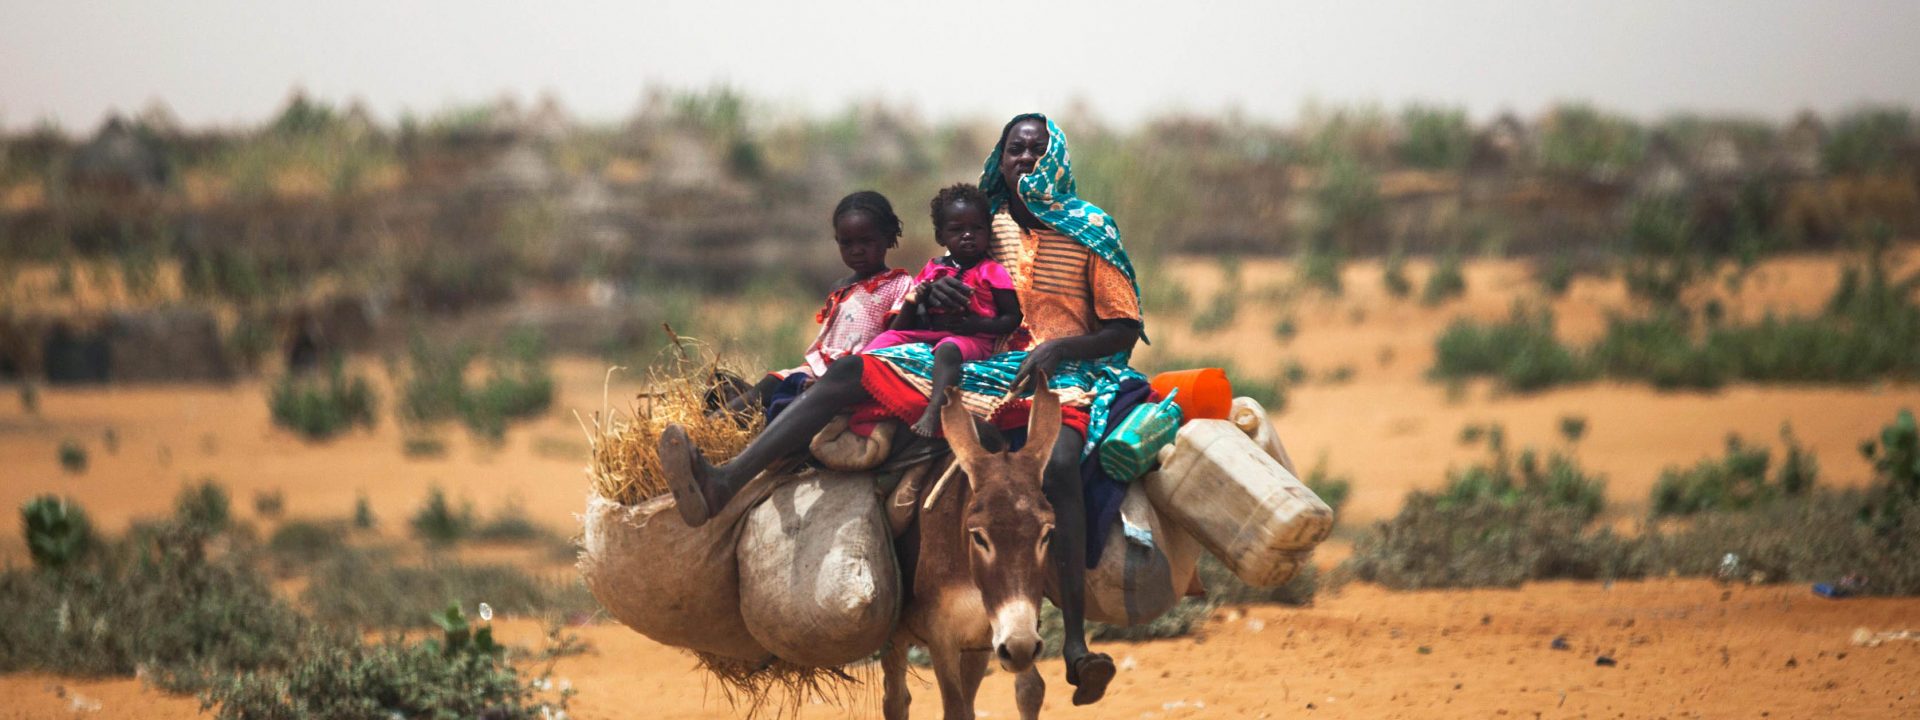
1189 267 1243 334
268 358 378 440
1312 155 1382 249
400 330 554 442
1272 316 1298 343
1430 305 1587 391
204 604 572 720
1420 247 1466 305
21 495 94 571
1650 426 1817 519
1303 457 1352 512
353 493 378 530
1558 415 1589 444
1397 105 1472 171
58 439 87 473
251 489 285 518
267 520 348 567
1823 106 1914 175
1437 441 1607 524
0 519 308 691
1344 493 1643 590
1587 311 1730 390
1541 250 1576 296
473 501 548 543
174 480 233 534
303 550 595 629
410 486 472 545
1640 489 1920 595
1538 103 1646 178
1381 244 1411 297
1296 240 1344 295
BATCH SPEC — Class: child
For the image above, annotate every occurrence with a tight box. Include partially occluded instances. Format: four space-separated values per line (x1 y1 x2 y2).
865 184 1023 437
722 191 911 418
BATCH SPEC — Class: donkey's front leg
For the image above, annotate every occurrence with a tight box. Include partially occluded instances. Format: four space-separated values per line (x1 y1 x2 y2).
1014 665 1045 720
930 643 985 720
881 635 913 720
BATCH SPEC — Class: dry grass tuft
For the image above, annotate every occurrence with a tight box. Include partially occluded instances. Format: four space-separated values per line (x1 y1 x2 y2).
582 340 764 505
695 652 872 719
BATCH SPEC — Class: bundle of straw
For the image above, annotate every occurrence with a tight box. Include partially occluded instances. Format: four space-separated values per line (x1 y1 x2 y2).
582 340 765 506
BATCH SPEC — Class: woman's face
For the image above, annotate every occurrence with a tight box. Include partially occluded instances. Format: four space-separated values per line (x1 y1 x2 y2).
999 119 1049 193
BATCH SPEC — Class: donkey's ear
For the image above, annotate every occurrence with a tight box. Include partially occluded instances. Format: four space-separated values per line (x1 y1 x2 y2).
1019 382 1062 467
941 387 988 464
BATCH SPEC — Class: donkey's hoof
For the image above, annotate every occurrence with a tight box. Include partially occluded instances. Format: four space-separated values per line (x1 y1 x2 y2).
1069 653 1115 706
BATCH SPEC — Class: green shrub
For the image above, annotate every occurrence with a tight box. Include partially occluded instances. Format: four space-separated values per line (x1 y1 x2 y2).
354 493 378 530
1430 305 1587 391
410 486 472 545
1823 106 1913 174
58 439 88 473
203 606 572 720
174 480 233 533
269 359 377 440
267 520 348 570
1273 316 1298 343
1558 415 1588 444
1303 457 1351 512
21 495 94 571
1438 443 1607 524
400 334 473 425
1639 489 1920 594
1297 238 1344 295
1538 103 1646 178
1382 245 1412 298
1420 248 1466 305
251 489 285 518
0 522 309 691
1541 251 1575 296
18 383 39 414
1397 105 1472 170
1344 493 1643 590
1190 286 1241 334
474 501 547 543
303 550 595 629
401 330 555 443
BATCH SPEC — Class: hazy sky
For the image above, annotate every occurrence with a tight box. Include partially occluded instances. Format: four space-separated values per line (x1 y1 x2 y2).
4 0 1919 132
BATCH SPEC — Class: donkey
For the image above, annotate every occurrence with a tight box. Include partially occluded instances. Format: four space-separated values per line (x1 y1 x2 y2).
881 387 1062 720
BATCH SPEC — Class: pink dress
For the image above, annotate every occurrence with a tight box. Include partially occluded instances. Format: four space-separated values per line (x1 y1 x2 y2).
863 256 1015 362
775 269 912 378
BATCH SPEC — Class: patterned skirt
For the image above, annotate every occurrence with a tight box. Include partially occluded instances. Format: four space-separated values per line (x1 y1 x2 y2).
860 344 1145 455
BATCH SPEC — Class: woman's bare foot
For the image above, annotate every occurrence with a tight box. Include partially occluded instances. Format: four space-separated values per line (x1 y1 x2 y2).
659 424 723 526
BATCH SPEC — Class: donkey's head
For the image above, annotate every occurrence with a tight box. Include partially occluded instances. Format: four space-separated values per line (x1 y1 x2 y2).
941 386 1061 673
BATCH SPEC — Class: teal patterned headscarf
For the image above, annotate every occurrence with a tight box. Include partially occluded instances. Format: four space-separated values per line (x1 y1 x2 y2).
979 114 1143 309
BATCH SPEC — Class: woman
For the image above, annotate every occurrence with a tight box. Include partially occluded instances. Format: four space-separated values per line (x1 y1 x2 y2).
661 114 1145 706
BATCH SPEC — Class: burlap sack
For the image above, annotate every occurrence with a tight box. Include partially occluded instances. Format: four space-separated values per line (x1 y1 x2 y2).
1084 483 1203 627
809 414 897 472
736 472 901 667
578 476 779 663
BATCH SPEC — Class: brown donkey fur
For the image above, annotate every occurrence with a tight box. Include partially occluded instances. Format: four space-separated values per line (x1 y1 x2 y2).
882 387 1062 720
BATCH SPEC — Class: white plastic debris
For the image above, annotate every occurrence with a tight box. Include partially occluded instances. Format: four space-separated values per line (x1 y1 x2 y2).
478 602 494 622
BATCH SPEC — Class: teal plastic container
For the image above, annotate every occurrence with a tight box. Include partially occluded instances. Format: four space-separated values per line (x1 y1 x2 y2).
1099 389 1183 482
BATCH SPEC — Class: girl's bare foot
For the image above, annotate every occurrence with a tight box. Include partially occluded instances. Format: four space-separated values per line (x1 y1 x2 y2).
659 424 720 526
909 407 943 438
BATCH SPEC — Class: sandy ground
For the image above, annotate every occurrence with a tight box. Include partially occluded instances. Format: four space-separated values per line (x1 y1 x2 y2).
6 253 1920 716
4 580 1916 719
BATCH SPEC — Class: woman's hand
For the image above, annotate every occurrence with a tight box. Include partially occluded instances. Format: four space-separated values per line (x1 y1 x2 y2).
1011 340 1065 394
918 276 972 312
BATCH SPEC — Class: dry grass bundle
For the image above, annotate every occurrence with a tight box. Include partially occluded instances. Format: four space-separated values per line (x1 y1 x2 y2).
581 341 765 505
695 652 873 720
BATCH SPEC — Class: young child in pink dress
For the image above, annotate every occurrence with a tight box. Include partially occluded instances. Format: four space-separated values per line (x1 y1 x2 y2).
865 184 1023 436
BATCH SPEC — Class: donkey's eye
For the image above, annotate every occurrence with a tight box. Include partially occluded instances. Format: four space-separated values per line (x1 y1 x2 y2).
969 528 991 553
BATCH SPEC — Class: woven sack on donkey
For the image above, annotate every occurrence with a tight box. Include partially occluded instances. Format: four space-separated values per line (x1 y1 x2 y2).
579 475 781 663
1084 483 1203 627
736 472 901 667
809 414 897 471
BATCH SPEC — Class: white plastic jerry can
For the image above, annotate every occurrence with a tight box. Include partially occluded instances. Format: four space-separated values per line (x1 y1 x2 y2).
1143 419 1334 588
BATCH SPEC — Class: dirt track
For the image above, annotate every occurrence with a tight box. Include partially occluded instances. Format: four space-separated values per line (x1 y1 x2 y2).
5 580 1916 718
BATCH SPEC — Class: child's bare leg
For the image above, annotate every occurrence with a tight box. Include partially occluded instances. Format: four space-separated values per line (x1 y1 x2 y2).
911 342 965 437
